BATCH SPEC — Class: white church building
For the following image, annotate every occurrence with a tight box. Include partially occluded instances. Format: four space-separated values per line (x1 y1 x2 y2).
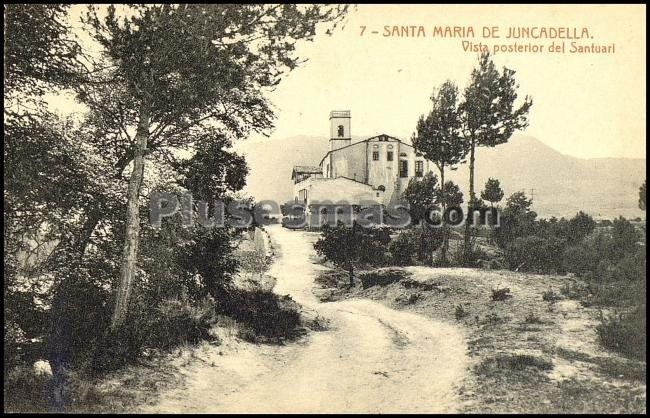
291 110 434 210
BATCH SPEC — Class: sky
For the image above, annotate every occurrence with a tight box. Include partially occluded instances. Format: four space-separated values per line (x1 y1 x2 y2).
243 4 646 160
56 4 646 160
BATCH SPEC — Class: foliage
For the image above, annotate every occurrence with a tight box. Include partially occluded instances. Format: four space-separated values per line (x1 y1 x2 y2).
403 172 439 225
491 287 512 301
639 180 646 211
314 222 391 285
455 304 469 320
542 288 562 303
215 289 302 342
4 4 82 96
481 178 504 207
493 191 537 249
609 216 640 262
597 306 646 360
504 236 566 274
358 269 410 289
388 231 418 266
459 52 532 255
442 181 464 208
460 52 533 151
412 81 467 177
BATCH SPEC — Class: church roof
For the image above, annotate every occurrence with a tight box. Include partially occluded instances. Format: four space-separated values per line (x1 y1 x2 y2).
318 134 416 167
293 165 323 174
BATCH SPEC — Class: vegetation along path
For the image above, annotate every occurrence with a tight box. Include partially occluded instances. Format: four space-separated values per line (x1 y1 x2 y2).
146 224 469 413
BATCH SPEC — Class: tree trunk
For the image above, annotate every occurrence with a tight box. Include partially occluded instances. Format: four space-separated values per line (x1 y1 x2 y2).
464 138 476 260
111 105 151 331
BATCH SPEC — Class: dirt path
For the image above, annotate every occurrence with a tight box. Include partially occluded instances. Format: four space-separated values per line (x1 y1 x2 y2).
144 225 468 413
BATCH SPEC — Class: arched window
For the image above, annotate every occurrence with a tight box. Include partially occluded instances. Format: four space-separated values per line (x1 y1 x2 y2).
337 125 344 137
377 185 386 192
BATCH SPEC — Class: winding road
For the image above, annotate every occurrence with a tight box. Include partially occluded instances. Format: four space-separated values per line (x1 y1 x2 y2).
146 224 468 413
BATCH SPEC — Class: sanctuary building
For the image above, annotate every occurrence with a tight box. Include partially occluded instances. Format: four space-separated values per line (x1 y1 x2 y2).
291 111 434 211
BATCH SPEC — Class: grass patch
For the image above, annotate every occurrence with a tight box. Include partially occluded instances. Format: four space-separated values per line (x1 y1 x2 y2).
477 352 554 376
491 287 512 301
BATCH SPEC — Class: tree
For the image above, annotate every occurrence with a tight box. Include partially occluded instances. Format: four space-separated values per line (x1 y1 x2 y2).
4 4 82 96
403 172 439 225
567 211 596 244
610 216 639 262
493 191 537 249
639 180 646 211
402 173 446 265
460 52 532 257
412 81 468 263
481 178 504 208
79 4 349 330
314 222 383 286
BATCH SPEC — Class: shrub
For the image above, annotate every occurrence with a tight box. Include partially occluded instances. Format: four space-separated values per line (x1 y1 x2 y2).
358 269 410 289
588 280 646 308
47 275 113 372
524 311 543 324
608 247 646 282
596 305 646 360
505 236 566 274
609 217 640 262
455 304 469 320
477 353 554 374
216 288 302 342
140 297 217 350
395 292 421 305
491 287 512 301
562 244 599 276
450 240 489 267
4 365 50 412
542 288 562 302
388 231 417 266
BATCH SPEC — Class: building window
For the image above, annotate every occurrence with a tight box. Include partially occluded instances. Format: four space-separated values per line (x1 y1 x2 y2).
377 185 386 192
415 161 424 177
337 125 344 137
399 160 408 178
387 151 393 161
372 151 379 161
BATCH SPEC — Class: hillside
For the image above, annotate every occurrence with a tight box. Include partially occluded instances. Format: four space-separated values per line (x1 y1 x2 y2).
235 134 646 220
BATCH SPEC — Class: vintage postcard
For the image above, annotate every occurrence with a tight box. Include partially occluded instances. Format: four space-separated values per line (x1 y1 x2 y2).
4 3 646 413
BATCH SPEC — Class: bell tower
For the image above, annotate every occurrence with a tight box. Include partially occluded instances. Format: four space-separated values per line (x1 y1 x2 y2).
329 110 351 151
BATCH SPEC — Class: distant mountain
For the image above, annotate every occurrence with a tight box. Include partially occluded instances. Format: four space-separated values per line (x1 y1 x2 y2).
235 134 646 220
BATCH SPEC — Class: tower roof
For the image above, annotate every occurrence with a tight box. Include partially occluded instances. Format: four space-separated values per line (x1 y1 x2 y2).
329 110 351 119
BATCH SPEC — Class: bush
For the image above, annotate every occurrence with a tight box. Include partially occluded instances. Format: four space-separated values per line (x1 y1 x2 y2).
358 269 410 289
524 311 543 324
542 288 562 302
588 280 646 308
388 231 417 266
505 236 566 274
455 304 469 320
597 305 646 360
477 353 554 374
562 244 599 276
491 287 512 301
450 240 489 267
47 275 113 372
4 365 51 412
608 247 646 282
139 297 217 350
216 288 302 342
